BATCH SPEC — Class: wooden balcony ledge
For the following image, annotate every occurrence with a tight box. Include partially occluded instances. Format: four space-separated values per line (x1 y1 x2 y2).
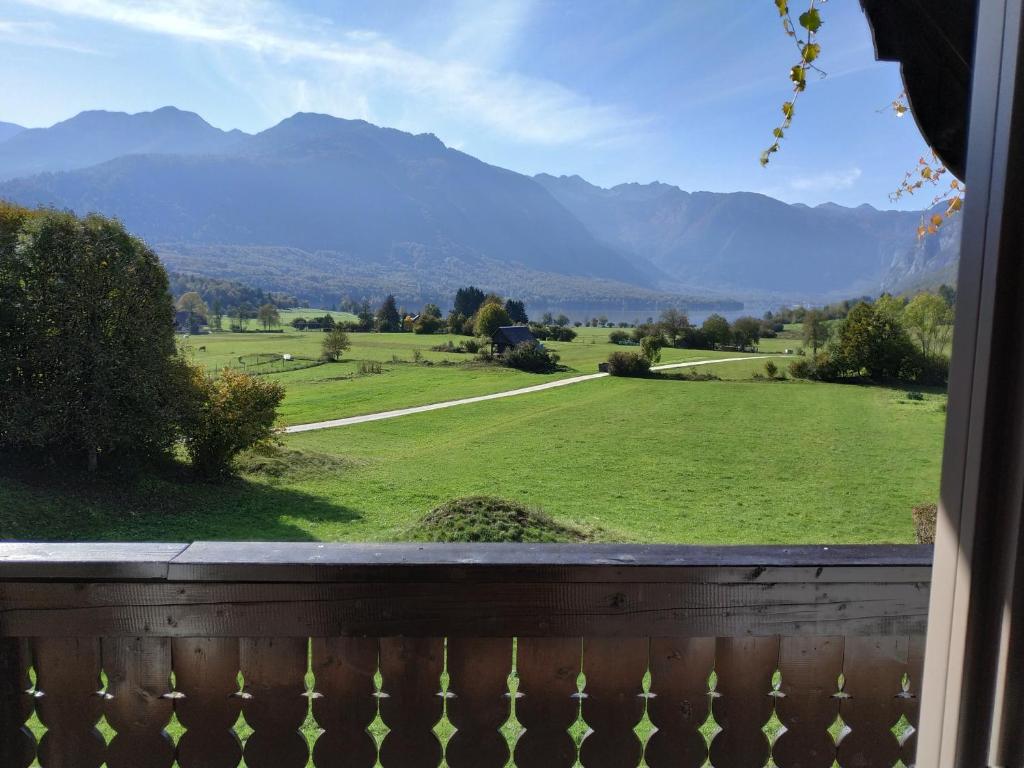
0 542 932 767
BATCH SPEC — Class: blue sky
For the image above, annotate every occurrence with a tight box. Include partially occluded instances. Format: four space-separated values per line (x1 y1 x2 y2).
2 0 931 208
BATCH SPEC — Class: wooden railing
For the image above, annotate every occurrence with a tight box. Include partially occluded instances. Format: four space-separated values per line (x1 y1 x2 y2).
0 542 931 767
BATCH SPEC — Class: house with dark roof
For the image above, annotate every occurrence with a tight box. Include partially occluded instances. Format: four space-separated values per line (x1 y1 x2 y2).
491 325 536 354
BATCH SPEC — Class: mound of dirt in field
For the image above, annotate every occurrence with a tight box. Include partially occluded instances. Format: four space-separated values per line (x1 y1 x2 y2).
411 496 599 543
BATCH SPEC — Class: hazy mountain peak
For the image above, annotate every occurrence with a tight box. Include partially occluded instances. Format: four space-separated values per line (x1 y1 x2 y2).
0 121 25 143
0 107 244 181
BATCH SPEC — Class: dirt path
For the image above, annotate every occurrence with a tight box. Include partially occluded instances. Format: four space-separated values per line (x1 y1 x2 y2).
282 355 779 434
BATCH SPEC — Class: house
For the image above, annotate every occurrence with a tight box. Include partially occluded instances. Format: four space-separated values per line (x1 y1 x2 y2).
491 325 536 354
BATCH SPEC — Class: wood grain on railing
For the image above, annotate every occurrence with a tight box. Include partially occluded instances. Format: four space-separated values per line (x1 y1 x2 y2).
0 542 931 767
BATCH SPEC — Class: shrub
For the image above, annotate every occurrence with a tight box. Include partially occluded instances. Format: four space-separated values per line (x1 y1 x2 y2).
788 358 815 379
912 503 938 544
412 349 423 363
320 327 351 361
357 360 383 375
608 329 631 345
463 338 484 354
906 391 924 401
606 351 651 377
413 315 443 334
640 335 663 364
764 360 778 378
502 341 560 373
180 367 284 479
900 350 950 386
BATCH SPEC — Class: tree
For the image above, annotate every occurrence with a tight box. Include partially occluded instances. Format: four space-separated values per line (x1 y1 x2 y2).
0 206 182 471
453 286 486 317
356 300 374 331
179 366 284 479
422 303 442 319
321 327 351 361
176 291 208 330
640 335 663 364
731 316 762 349
210 298 223 331
376 295 402 332
702 313 732 348
555 314 571 328
938 284 957 307
903 293 954 357
505 298 528 324
658 308 690 347
475 303 511 338
257 302 280 330
802 309 829 354
832 301 914 380
414 314 444 334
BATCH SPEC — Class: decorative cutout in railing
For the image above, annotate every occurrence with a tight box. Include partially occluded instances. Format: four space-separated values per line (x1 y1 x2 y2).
0 542 931 768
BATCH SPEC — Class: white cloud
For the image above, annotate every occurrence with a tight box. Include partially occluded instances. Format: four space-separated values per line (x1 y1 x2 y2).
13 0 643 145
789 167 863 192
0 18 99 53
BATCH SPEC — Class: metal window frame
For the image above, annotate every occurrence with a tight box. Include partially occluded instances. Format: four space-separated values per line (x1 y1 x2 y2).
918 0 1024 764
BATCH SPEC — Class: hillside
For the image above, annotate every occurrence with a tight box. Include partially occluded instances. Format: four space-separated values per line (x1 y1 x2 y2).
0 107 959 305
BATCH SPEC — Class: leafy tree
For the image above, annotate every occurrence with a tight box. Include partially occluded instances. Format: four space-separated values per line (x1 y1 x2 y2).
475 303 511 338
505 298 528 324
731 316 762 349
210 298 223 331
376 294 402 332
903 293 954 357
447 310 468 335
702 313 731 348
179 366 284 479
257 302 280 330
0 207 182 471
832 301 914 380
658 308 690 347
414 314 444 334
422 303 443 319
640 335 663 364
555 314 571 328
802 309 829 354
176 292 208 329
541 311 554 325
321 328 351 361
453 286 486 317
356 301 374 331
938 284 957 307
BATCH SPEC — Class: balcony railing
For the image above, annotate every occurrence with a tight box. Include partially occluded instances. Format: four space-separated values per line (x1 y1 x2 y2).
0 542 931 767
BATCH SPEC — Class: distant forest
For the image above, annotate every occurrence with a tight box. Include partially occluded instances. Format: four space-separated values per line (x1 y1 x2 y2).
168 272 301 312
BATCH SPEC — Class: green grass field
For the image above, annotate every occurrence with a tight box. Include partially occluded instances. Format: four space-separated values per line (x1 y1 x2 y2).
0 374 945 544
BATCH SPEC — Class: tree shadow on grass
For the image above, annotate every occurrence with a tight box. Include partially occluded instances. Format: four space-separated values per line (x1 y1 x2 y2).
0 454 362 542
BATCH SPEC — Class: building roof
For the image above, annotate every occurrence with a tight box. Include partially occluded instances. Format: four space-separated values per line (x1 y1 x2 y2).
861 0 973 179
493 325 536 345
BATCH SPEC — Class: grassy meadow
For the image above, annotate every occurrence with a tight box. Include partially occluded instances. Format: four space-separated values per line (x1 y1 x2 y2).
0 318 946 544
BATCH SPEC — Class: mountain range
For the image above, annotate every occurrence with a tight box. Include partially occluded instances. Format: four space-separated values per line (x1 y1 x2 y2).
0 107 958 310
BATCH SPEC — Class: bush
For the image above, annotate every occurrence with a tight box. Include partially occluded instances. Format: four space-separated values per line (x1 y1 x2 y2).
906 391 924 401
357 360 383 375
900 350 950 386
463 338 484 354
606 351 651 377
640 335 663 364
180 367 284 479
608 329 631 345
764 360 778 378
912 503 937 544
788 358 815 379
411 496 596 543
413 315 443 334
502 341 560 373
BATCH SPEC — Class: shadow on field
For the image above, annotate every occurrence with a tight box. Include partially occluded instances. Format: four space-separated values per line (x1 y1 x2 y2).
0 455 362 542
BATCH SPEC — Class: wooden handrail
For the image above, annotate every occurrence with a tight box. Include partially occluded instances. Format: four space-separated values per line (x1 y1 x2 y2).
0 543 932 637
